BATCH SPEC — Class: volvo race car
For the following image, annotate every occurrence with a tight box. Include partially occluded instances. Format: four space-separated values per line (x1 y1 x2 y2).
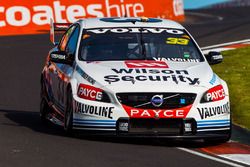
40 17 231 142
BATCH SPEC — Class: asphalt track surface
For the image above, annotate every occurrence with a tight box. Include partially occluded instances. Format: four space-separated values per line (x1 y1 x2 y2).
1 7 250 167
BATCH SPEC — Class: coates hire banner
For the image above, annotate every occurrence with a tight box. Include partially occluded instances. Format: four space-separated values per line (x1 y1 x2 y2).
0 0 184 36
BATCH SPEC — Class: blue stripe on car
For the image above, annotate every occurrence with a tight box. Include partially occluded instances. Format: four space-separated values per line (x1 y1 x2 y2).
73 121 116 125
197 124 230 128
73 123 116 127
209 73 217 85
73 119 116 122
197 119 230 123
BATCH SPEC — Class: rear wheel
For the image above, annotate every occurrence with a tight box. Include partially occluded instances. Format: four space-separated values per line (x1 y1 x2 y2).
64 90 73 135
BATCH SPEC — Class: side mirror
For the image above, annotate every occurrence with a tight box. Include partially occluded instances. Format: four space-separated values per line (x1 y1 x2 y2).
49 51 73 65
205 51 223 65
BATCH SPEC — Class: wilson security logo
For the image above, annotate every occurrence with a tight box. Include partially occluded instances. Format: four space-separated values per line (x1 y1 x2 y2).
104 69 200 85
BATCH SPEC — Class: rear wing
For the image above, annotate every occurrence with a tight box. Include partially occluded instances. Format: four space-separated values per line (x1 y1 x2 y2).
50 19 72 45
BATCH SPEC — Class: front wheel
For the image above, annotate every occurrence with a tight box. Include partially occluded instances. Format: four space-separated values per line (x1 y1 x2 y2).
64 91 73 135
40 79 50 123
204 137 230 144
204 130 231 144
40 98 50 123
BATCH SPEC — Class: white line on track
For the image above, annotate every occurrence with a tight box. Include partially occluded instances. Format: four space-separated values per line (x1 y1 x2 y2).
201 39 250 50
177 147 245 167
186 12 224 23
219 154 250 166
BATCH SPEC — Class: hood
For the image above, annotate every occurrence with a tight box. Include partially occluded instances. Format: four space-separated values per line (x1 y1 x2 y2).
77 60 216 92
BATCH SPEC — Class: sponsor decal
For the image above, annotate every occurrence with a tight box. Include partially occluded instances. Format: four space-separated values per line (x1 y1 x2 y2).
0 0 184 36
104 68 200 85
77 84 103 101
51 53 66 60
87 28 184 35
75 102 114 119
166 37 189 45
125 60 168 68
122 104 192 118
206 85 225 102
151 95 164 107
198 102 230 119
183 52 191 58
153 57 200 63
76 65 96 85
212 54 223 60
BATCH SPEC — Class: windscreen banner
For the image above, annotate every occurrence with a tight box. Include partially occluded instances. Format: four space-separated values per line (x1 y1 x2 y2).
0 0 184 36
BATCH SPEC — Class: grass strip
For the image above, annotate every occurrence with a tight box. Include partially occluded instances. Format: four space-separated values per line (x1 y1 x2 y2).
211 47 250 129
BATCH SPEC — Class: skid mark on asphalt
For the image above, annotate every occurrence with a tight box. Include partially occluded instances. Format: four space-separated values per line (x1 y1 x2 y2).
199 142 250 166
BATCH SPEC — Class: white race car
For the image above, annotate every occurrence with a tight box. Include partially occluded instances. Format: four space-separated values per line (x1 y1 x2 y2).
40 17 231 142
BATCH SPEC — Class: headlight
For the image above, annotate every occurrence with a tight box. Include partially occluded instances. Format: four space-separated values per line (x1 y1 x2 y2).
200 84 225 103
77 84 110 103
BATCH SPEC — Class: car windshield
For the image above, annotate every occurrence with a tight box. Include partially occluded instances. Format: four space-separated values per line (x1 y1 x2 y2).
79 28 204 62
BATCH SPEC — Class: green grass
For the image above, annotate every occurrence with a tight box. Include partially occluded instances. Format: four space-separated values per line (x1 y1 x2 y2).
211 47 250 130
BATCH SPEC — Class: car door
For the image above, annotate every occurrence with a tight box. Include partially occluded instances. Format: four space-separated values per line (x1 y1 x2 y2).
49 24 80 113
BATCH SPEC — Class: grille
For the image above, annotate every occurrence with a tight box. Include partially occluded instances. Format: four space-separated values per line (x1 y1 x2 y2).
129 118 183 134
116 93 196 109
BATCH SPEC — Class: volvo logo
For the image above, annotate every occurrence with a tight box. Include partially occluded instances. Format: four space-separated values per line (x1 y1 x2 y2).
151 95 164 107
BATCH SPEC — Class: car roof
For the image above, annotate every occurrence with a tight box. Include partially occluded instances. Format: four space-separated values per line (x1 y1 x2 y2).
77 17 184 30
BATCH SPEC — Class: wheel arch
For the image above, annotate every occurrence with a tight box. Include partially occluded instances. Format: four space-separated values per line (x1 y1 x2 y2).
68 78 78 95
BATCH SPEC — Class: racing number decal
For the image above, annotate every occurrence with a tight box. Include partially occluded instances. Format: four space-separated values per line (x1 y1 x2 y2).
166 38 189 45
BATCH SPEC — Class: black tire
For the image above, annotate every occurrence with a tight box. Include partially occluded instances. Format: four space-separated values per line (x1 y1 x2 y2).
204 136 230 144
204 129 231 144
64 90 73 135
40 97 50 123
204 114 232 144
40 79 50 123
